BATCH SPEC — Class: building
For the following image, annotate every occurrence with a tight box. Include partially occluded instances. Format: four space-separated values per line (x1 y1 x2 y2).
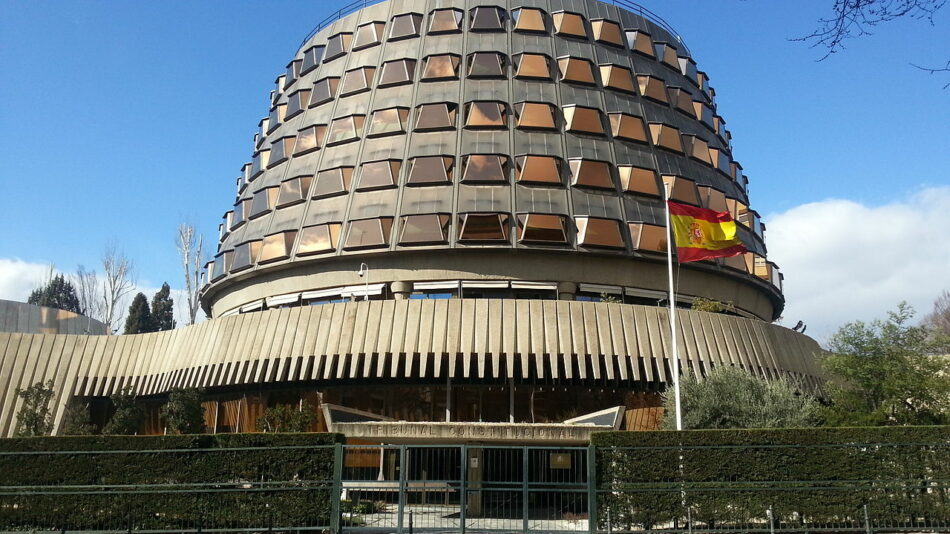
0 0 822 440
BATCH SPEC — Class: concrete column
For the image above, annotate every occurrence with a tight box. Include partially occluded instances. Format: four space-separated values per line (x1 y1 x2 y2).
390 281 412 300
557 281 577 301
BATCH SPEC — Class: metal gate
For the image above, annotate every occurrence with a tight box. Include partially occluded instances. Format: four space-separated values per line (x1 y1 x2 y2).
340 445 591 533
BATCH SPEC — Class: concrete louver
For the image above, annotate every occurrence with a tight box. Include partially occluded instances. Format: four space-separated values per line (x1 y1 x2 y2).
0 300 823 437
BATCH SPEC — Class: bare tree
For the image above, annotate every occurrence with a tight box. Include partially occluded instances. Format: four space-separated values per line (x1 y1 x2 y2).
176 223 205 326
100 245 135 334
925 289 950 336
72 265 103 322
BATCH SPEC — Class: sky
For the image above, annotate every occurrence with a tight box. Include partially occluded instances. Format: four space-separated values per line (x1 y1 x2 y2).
0 0 948 339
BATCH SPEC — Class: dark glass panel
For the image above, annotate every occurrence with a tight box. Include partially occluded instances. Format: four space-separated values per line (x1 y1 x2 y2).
564 105 605 135
637 75 668 103
368 107 409 136
512 7 546 33
421 54 461 80
259 231 297 263
340 67 376 96
515 155 561 185
618 166 659 196
390 13 423 40
415 103 456 131
326 115 365 145
311 77 340 107
284 59 302 88
267 104 286 132
407 156 453 185
467 52 506 78
324 33 352 62
428 8 463 34
294 124 326 155
609 113 648 143
462 154 508 183
649 123 684 153
552 11 587 38
575 217 624 249
301 45 325 74
515 53 552 79
459 213 509 241
470 6 505 31
268 137 295 167
312 167 353 198
599 65 635 93
379 59 416 87
353 21 385 50
662 175 700 205
591 19 624 46
629 223 667 252
286 89 311 118
465 101 507 128
557 57 596 84
516 102 556 130
357 160 401 191
277 176 312 207
230 240 262 272
625 30 655 57
297 223 342 256
211 251 232 280
569 159 614 190
344 217 393 250
399 214 451 244
250 187 278 218
518 214 567 243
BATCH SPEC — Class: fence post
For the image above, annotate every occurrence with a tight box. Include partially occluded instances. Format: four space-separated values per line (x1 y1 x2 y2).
587 445 598 534
460 445 468 534
330 443 343 534
522 446 530 533
863 504 873 534
397 445 408 534
767 505 774 534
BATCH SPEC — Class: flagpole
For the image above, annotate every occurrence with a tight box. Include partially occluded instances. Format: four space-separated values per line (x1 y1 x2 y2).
663 184 683 431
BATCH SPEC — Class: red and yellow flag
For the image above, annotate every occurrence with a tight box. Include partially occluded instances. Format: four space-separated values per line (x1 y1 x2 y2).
668 201 747 263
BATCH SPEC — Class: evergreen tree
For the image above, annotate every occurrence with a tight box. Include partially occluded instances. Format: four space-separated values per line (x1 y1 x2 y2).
123 292 153 334
103 387 145 435
256 402 317 433
150 283 176 331
27 274 81 314
13 380 56 437
60 401 96 435
160 387 205 434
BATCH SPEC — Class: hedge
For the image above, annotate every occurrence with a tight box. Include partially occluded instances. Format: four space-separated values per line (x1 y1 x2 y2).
0 433 344 531
592 426 950 529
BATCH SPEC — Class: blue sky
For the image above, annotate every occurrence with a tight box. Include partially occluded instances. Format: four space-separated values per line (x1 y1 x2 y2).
0 0 948 337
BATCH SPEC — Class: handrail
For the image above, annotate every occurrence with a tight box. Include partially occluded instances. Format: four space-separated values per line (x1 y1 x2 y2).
294 0 689 56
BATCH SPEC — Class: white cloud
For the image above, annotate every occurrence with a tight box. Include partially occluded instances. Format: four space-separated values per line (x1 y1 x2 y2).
766 186 950 343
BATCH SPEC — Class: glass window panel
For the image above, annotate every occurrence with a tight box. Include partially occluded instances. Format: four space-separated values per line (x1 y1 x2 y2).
407 156 453 185
515 53 552 79
211 251 232 280
600 65 635 93
629 223 667 252
638 75 668 103
277 176 312 208
400 214 451 244
626 30 655 57
467 52 506 78
470 6 505 31
668 87 695 114
564 105 605 135
357 160 400 191
230 240 262 272
682 135 712 164
575 217 624 249
390 13 423 40
518 214 567 243
422 54 461 80
311 77 340 107
662 175 700 205
301 45 325 74
515 102 556 130
259 231 297 263
326 115 365 145
268 137 295 167
415 103 457 131
591 19 623 46
340 66 376 96
512 7 546 33
379 59 416 87
250 150 270 178
569 159 614 190
231 199 250 229
516 155 561 185
428 8 463 34
649 123 684 153
609 112 648 143
657 43 681 69
462 154 508 183
313 167 353 198
345 217 393 249
267 104 286 132
294 124 326 155
286 89 311 118
324 33 352 62
558 57 596 84
552 11 587 38
465 101 507 128
618 166 659 196
297 223 342 256
353 21 385 50
250 187 278 218
368 107 409 137
459 213 509 242
284 60 302 88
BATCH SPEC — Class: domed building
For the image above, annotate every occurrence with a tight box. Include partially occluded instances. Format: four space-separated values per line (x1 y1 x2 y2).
0 0 821 440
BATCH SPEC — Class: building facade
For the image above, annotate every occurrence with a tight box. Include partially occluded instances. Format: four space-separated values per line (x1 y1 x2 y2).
0 0 821 439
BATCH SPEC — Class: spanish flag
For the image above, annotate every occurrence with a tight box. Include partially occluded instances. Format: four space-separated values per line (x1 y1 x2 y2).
668 201 747 263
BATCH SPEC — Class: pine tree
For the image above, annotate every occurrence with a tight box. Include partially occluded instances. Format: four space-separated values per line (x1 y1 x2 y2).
27 274 81 313
123 293 153 334
150 282 176 331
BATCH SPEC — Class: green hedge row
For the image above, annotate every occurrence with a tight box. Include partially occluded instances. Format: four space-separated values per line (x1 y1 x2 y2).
0 433 344 530
592 426 950 529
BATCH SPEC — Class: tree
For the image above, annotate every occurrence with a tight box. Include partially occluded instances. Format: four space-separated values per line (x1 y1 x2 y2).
691 297 735 314
256 402 317 433
60 401 96 436
661 366 820 430
821 303 950 426
123 293 153 334
13 380 56 437
925 289 950 336
103 387 145 435
150 283 176 331
160 388 205 434
101 244 135 333
72 265 103 322
176 223 205 326
27 274 81 314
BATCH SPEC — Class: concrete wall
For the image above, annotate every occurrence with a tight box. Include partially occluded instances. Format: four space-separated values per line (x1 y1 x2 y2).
0 299 109 336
